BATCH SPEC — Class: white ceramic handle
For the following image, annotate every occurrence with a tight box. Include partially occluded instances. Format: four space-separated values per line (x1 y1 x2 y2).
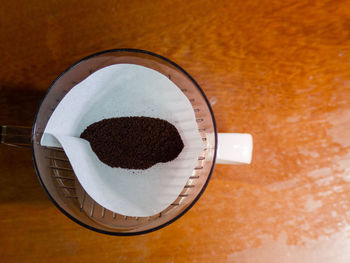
216 133 253 164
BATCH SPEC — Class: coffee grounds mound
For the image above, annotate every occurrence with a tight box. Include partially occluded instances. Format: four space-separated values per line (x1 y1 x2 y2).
80 117 184 169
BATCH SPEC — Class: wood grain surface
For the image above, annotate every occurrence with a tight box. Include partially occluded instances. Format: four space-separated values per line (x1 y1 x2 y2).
2 0 350 262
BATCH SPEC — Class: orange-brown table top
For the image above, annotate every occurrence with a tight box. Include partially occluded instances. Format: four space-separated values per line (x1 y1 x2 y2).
2 0 350 262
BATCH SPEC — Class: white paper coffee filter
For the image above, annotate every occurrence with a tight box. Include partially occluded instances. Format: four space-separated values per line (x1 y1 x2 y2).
41 64 204 217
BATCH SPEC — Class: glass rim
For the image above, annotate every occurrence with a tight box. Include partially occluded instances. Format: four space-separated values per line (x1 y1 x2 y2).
31 48 218 236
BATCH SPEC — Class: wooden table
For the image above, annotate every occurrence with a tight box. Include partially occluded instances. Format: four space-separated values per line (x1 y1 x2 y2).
2 0 350 262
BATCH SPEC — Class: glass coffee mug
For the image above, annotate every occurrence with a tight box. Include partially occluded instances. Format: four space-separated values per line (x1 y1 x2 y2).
1 49 252 235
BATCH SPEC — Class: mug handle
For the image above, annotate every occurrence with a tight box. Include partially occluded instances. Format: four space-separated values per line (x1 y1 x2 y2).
216 133 253 164
0 125 32 148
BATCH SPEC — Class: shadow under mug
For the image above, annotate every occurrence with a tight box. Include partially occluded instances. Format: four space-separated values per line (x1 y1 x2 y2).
0 49 252 235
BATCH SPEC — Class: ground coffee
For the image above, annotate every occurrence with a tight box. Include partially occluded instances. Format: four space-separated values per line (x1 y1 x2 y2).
80 117 184 169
